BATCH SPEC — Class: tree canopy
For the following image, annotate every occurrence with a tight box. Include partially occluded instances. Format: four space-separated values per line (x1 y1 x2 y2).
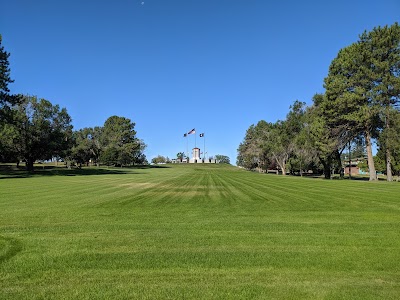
0 35 20 121
0 95 72 171
238 23 400 181
215 154 230 164
70 117 146 167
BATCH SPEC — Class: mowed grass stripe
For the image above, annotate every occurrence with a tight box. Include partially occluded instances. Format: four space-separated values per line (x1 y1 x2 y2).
234 171 399 212
1 164 400 299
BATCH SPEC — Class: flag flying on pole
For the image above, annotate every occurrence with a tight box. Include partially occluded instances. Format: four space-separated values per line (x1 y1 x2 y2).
183 133 187 137
200 133 204 137
188 128 195 135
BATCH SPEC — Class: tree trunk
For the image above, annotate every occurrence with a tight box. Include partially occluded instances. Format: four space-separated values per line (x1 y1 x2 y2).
300 160 303 177
323 162 331 179
334 149 342 175
386 112 393 182
276 159 286 175
318 155 331 179
386 148 393 182
26 157 34 172
273 153 287 175
365 131 377 181
348 142 352 179
281 165 286 175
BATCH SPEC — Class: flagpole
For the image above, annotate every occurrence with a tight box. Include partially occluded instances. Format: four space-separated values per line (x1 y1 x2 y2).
184 133 189 160
187 129 196 160
199 133 205 160
204 135 206 160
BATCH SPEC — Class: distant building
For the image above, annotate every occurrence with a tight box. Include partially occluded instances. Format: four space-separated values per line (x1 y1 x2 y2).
172 148 218 164
190 147 201 163
344 157 368 175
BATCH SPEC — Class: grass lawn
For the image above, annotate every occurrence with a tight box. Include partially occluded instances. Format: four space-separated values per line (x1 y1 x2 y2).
1 164 399 299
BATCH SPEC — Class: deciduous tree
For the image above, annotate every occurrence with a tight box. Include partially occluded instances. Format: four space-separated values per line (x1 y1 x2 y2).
215 154 230 164
176 152 185 162
1 95 72 172
151 155 167 164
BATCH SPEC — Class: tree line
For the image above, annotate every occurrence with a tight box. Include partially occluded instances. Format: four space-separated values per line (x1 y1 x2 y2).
237 23 400 181
0 35 147 171
151 154 230 164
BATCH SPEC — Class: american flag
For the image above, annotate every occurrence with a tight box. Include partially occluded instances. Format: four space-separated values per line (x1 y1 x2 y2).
188 128 195 135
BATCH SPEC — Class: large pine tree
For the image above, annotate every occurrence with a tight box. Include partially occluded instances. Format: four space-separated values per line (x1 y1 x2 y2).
360 23 400 181
0 35 20 119
324 40 381 181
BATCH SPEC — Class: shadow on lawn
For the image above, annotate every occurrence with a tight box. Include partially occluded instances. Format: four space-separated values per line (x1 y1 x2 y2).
0 164 169 179
0 236 23 265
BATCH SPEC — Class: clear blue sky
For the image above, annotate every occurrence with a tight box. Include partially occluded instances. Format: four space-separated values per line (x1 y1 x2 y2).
1 0 399 163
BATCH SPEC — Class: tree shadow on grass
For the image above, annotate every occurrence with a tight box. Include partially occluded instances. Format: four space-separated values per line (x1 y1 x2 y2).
0 164 168 179
124 165 170 169
329 174 389 181
0 236 23 264
343 176 388 181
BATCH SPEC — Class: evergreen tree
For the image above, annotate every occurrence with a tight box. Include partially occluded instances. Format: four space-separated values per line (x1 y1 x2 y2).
0 35 20 121
324 41 380 180
306 94 344 179
100 116 144 166
359 23 400 181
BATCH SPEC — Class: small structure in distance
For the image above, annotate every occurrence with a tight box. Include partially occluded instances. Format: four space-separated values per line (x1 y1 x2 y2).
172 148 218 164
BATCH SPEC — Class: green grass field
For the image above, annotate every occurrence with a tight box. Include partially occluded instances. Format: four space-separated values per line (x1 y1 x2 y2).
1 164 399 299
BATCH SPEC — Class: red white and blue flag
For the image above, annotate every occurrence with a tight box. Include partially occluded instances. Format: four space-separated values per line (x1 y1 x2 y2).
188 128 195 135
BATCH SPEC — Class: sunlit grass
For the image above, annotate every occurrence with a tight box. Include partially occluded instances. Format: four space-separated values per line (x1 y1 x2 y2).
1 164 400 299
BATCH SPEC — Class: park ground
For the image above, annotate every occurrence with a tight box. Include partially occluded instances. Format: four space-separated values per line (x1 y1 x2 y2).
1 164 399 299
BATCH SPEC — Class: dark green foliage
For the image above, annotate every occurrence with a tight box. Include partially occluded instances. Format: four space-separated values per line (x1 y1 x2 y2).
71 117 146 167
99 116 144 166
274 100 307 175
0 35 20 120
350 139 366 159
306 94 345 179
377 109 400 175
324 42 379 180
237 23 400 181
0 36 146 168
237 101 309 175
215 154 230 164
0 95 72 171
237 120 273 171
70 127 103 167
0 35 13 111
151 155 167 164
176 152 185 161
361 23 400 180
323 23 400 181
